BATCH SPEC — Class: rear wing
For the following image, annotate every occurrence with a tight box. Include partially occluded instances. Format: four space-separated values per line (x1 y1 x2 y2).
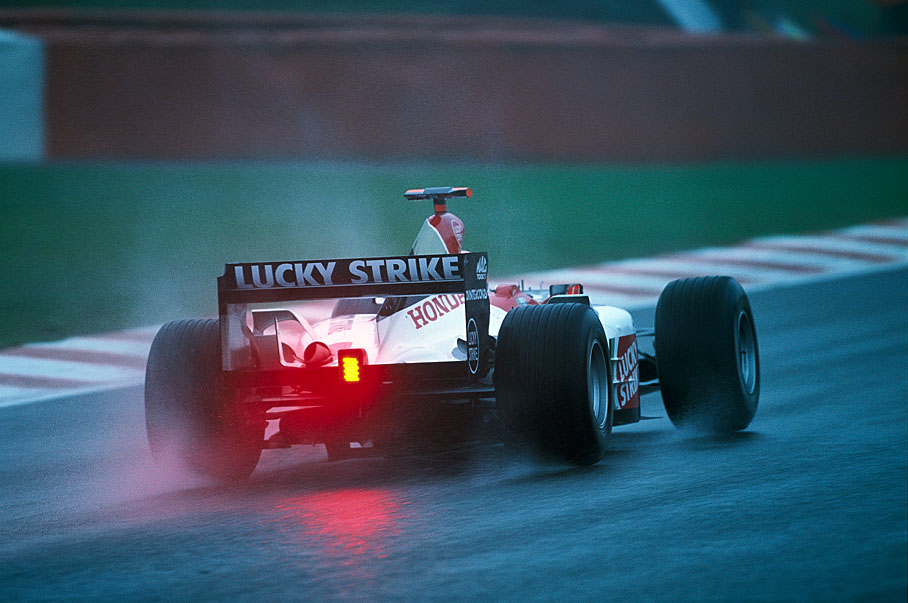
404 187 472 201
217 252 490 377
405 187 471 216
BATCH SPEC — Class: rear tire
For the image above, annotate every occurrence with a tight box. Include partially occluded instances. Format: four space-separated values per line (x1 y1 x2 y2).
145 319 264 482
495 303 612 465
655 276 760 433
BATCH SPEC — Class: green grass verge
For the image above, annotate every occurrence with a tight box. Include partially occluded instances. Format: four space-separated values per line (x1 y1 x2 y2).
0 156 905 347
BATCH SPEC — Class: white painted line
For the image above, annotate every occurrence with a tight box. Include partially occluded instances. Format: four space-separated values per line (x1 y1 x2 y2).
690 245 873 270
0 355 145 382
0 380 143 409
840 220 908 238
613 260 908 311
748 235 907 260
26 336 153 357
0 385 63 407
743 259 908 295
607 257 787 283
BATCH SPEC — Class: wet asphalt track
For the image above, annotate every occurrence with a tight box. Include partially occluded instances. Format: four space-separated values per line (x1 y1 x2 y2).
1 267 906 601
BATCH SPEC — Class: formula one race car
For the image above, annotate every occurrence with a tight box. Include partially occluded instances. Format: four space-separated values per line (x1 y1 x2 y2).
145 187 760 481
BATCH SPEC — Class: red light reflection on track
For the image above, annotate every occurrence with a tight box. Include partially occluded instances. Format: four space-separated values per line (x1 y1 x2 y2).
272 489 405 564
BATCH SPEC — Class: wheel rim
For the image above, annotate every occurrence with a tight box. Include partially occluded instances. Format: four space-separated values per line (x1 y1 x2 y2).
588 339 609 429
736 310 757 395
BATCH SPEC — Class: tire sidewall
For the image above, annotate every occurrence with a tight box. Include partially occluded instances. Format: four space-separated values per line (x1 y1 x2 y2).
575 315 612 455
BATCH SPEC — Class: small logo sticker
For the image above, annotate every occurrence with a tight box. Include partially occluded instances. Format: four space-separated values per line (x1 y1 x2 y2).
466 318 480 374
614 335 640 410
475 256 488 282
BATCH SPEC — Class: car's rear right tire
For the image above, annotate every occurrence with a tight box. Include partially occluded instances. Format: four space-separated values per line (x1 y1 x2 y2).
145 319 264 482
495 303 612 465
655 276 760 434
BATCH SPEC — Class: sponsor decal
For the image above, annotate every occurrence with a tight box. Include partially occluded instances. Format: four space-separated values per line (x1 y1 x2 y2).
232 256 460 289
235 262 337 289
466 318 480 374
326 318 353 336
349 256 459 285
452 219 464 246
613 335 640 410
475 255 488 282
407 293 466 329
465 288 489 301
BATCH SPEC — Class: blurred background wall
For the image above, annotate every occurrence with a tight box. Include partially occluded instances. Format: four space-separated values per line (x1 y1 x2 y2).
0 5 905 161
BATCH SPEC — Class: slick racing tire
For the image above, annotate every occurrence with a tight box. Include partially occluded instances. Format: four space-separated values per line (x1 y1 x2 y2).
655 276 760 434
495 303 612 466
145 319 264 482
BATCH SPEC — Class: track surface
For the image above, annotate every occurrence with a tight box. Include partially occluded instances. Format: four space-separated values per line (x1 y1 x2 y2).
1 268 906 601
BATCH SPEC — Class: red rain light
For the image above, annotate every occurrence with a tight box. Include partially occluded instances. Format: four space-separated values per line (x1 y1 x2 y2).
338 349 366 383
341 356 360 382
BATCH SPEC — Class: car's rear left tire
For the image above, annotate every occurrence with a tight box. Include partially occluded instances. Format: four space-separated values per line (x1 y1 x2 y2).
145 318 264 482
495 303 612 465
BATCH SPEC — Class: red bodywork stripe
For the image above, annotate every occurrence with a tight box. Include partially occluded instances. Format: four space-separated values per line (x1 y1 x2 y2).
428 214 462 254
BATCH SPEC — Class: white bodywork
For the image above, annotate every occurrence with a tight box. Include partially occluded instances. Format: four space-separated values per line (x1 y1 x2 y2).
247 227 638 412
278 297 634 365
261 291 637 413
